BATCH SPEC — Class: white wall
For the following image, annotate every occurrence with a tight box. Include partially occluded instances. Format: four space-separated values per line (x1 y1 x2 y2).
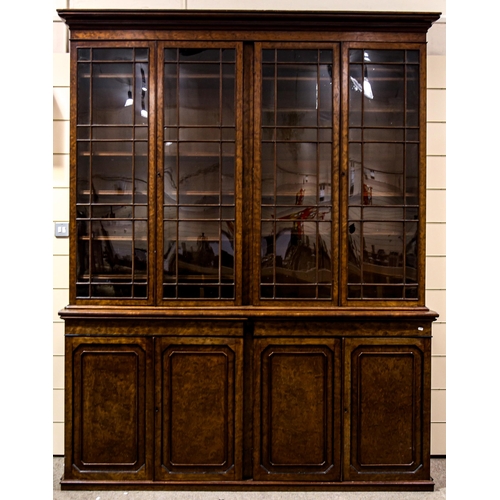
53 0 446 456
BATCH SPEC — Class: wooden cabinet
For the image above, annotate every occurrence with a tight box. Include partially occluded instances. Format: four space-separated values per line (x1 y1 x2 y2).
58 9 440 491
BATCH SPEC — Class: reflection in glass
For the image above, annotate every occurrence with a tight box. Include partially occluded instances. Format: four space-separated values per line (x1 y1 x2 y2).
162 47 237 300
75 47 150 299
347 49 421 300
260 48 334 300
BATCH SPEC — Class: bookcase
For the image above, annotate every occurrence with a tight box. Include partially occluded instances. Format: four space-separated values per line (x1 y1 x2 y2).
58 9 440 490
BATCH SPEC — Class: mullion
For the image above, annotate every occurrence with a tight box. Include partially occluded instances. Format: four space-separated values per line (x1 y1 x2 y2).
131 53 137 294
218 53 223 295
359 55 365 297
403 52 408 293
315 52 320 297
88 50 95 291
273 52 278 298
175 52 180 297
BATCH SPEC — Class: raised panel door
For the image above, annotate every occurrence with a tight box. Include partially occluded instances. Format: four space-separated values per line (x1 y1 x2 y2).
155 336 243 481
344 337 431 481
65 337 153 481
253 337 341 481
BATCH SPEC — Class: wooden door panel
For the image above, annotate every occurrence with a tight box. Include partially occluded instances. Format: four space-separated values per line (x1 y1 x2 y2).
344 337 431 481
254 338 341 481
155 336 243 481
67 337 152 480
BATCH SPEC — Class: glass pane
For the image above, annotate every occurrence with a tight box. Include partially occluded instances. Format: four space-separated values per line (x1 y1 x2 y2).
262 64 275 127
363 65 405 127
91 220 133 276
92 127 133 140
362 221 404 284
348 64 362 127
363 207 404 221
163 142 178 205
179 128 220 141
276 143 317 205
222 64 235 126
263 49 275 62
134 64 149 125
277 65 317 127
348 144 361 204
92 63 134 125
164 48 177 61
180 48 220 61
363 144 404 205
178 206 221 220
77 63 91 124
77 48 90 61
261 143 275 204
179 63 220 126
136 48 148 62
319 144 332 203
405 221 418 283
406 64 419 127
93 48 134 61
164 63 178 126
178 142 220 204
76 220 90 281
318 221 332 283
276 128 317 141
178 221 220 281
405 143 419 205
363 128 404 142
135 141 148 203
277 50 318 63
92 142 134 204
364 50 404 63
76 142 90 203
319 64 333 126
347 221 361 285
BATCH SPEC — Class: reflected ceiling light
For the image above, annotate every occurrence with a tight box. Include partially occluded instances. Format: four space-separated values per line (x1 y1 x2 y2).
350 76 374 100
124 90 133 107
363 77 374 99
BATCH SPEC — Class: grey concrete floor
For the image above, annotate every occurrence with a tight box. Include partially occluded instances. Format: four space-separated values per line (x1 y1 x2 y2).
53 457 445 499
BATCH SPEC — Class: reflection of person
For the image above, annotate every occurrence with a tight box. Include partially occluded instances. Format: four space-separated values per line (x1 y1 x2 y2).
295 188 305 205
197 232 215 268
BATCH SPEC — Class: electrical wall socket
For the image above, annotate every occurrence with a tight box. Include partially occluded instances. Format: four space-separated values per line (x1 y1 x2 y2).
55 222 69 238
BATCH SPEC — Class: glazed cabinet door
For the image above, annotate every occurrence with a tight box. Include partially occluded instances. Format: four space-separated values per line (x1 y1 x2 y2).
155 335 243 481
71 43 156 305
253 44 341 306
344 337 431 482
343 44 427 306
158 43 244 306
65 336 153 481
253 337 342 481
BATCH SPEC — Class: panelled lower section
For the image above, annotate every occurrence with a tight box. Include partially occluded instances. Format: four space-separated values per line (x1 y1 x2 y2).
62 317 432 489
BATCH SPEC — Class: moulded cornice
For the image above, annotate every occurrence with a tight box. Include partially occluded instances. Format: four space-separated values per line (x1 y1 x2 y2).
57 9 441 33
